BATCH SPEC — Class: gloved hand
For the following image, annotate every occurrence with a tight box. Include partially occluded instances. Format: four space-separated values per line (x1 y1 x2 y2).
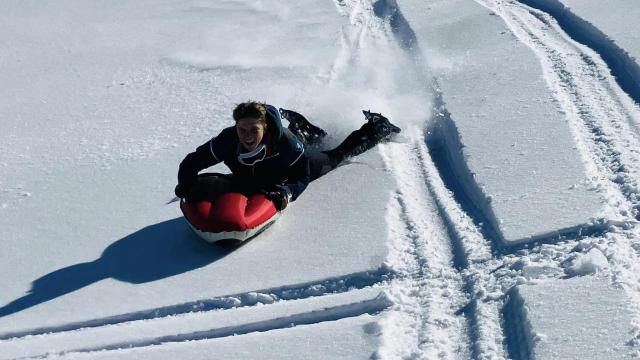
174 183 190 199
262 185 292 211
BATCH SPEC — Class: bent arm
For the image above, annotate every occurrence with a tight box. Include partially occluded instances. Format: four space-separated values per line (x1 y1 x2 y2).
282 154 311 201
177 140 221 186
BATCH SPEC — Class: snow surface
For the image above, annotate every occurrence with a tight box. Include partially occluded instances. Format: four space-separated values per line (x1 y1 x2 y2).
549 0 640 60
0 148 393 336
57 315 380 360
399 0 615 246
519 0 640 104
1 287 387 358
3 0 640 358
565 247 609 277
504 276 636 359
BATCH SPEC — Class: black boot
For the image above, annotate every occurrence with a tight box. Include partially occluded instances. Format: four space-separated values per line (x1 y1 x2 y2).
324 110 401 164
280 108 327 145
362 110 402 140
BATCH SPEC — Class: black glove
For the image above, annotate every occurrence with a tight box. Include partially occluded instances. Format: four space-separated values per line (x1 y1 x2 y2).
174 183 190 199
262 185 292 211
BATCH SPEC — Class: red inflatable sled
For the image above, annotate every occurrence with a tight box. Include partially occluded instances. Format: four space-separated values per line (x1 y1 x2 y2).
180 192 280 243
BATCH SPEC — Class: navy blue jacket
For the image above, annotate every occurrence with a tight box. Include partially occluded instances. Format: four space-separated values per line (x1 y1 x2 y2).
178 105 310 200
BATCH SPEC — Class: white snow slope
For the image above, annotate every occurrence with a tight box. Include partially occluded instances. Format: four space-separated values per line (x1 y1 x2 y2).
2 0 640 359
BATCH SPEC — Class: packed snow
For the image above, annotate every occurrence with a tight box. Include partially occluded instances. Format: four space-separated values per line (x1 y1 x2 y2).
504 276 636 359
399 0 614 246
2 0 640 359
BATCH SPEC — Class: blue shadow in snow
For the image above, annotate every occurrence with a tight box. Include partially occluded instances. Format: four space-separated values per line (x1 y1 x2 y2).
0 218 229 320
518 0 640 105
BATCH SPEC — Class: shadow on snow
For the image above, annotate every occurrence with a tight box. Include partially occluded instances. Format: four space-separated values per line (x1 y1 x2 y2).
0 218 230 319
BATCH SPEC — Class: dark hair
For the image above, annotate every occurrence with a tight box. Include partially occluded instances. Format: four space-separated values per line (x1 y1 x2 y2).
233 101 267 123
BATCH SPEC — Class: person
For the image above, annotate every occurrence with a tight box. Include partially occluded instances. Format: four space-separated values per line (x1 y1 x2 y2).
175 101 400 210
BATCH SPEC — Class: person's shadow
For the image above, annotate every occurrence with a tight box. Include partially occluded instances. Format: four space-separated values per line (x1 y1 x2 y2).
0 217 230 319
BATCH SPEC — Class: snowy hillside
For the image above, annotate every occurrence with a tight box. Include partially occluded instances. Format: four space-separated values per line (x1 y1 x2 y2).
2 0 640 359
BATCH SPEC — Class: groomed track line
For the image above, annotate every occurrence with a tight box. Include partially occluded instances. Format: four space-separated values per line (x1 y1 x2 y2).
12 295 391 360
0 268 391 341
475 0 640 353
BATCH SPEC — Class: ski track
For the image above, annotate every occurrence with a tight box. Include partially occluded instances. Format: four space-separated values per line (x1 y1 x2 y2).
334 0 519 358
381 0 640 358
334 0 514 358
8 295 391 360
380 142 470 359
330 0 495 358
382 134 513 360
0 269 391 358
474 0 640 355
505 0 640 219
376 0 513 357
517 0 640 107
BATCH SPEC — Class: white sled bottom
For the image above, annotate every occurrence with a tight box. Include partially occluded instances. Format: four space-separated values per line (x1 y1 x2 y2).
187 212 281 244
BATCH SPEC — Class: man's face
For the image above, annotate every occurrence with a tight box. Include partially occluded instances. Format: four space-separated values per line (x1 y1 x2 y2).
236 117 266 151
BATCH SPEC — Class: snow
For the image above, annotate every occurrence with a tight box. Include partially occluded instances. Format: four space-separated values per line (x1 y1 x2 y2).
504 276 636 359
564 247 609 277
1 0 392 357
399 0 613 246
1 287 387 358
60 315 380 360
2 0 640 358
550 0 640 60
0 150 393 344
519 0 640 104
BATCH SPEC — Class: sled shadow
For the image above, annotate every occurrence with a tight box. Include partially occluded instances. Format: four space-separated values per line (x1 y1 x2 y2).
0 218 230 319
